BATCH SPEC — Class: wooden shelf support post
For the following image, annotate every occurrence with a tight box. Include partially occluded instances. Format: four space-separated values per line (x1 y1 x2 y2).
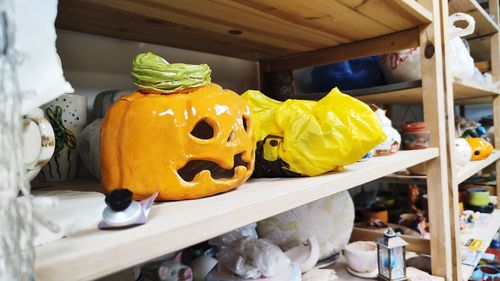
420 0 454 279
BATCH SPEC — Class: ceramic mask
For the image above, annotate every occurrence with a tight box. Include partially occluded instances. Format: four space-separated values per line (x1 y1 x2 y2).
101 53 255 201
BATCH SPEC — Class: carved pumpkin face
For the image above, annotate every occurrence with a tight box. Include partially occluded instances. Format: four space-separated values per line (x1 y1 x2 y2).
101 83 255 200
466 138 493 161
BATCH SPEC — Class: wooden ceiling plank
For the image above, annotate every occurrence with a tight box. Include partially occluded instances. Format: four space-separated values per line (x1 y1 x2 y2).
56 1 289 60
91 0 314 52
242 0 395 42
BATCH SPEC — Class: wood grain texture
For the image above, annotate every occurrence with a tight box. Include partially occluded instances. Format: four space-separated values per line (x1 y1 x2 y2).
56 0 431 61
264 28 420 71
420 0 454 278
35 149 438 281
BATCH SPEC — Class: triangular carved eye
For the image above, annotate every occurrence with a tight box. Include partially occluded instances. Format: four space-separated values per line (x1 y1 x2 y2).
191 119 214 140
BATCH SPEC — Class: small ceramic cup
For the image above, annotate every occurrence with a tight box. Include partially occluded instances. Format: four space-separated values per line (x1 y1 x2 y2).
344 241 378 272
466 189 490 207
23 108 55 181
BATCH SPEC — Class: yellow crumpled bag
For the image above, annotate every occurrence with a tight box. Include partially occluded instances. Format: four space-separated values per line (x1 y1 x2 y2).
242 88 386 177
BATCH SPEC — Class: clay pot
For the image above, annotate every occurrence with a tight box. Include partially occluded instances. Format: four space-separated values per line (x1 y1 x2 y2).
344 241 378 273
361 207 388 223
401 122 430 150
466 189 490 207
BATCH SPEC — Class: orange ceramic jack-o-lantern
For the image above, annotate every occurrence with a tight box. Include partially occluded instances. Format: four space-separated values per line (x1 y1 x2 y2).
466 138 493 161
101 53 254 200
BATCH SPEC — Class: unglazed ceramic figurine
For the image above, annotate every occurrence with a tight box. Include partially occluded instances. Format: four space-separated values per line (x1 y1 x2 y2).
139 252 193 281
78 119 102 179
40 94 87 181
454 138 472 168
371 105 400 156
101 53 254 200
258 191 354 262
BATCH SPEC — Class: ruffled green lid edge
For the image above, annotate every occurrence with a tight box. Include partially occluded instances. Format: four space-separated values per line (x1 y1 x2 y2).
131 52 211 93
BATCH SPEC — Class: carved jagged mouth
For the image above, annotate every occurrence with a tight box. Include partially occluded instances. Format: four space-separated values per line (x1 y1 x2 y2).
177 153 249 182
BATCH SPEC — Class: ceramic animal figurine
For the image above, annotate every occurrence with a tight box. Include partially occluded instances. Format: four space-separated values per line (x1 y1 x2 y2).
139 252 193 281
371 105 401 156
454 138 472 168
408 184 420 214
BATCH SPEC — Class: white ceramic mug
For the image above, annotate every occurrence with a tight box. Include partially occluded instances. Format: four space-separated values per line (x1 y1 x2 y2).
40 94 87 181
23 108 55 180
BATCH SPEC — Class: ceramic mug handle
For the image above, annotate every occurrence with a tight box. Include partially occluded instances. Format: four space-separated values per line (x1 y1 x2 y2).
24 108 55 180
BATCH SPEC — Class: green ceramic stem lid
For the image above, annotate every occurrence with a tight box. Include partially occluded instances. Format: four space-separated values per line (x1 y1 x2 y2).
131 52 211 93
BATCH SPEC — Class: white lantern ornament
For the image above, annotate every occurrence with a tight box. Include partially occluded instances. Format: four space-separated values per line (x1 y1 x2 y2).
376 228 408 281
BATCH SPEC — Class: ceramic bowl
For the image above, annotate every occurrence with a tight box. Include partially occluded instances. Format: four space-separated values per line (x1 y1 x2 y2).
344 241 378 273
466 189 490 207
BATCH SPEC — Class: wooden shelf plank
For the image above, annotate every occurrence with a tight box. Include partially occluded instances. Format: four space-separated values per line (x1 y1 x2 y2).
336 78 500 104
461 209 500 281
35 149 438 281
56 0 431 61
457 150 500 183
449 0 499 38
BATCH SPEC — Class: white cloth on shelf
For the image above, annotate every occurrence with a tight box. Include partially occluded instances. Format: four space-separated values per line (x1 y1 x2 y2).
29 190 105 246
13 0 73 115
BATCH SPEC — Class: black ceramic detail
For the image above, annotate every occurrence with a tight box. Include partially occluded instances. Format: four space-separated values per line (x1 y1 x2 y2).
106 189 134 211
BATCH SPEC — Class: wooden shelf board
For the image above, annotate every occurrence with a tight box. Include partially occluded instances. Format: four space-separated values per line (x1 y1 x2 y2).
461 209 500 281
56 0 431 61
345 78 500 104
449 0 499 38
457 150 500 183
35 149 438 281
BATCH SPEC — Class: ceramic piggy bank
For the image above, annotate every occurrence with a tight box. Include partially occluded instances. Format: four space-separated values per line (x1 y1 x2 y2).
140 252 193 281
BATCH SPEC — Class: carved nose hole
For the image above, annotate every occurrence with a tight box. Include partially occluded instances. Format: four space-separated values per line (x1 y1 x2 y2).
474 151 481 156
191 119 214 140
